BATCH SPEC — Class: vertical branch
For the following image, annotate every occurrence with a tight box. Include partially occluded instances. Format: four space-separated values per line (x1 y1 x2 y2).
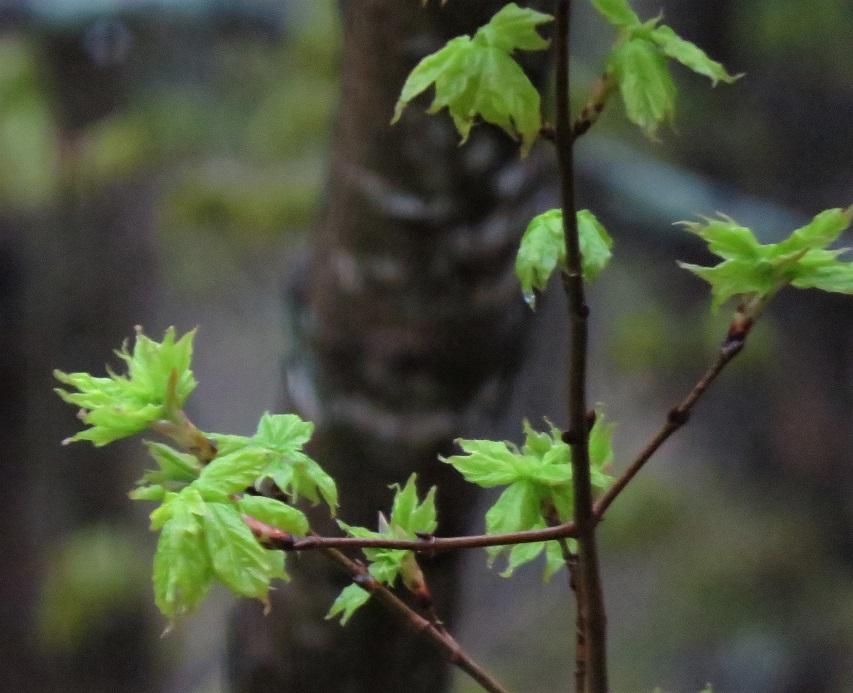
547 507 586 692
553 1 608 691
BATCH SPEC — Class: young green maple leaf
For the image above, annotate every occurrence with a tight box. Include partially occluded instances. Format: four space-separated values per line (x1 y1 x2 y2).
443 415 614 578
608 34 677 138
129 442 203 501
327 474 436 625
209 412 338 513
202 502 287 601
151 489 213 619
149 486 290 620
54 326 197 446
393 3 552 155
593 0 741 138
678 206 853 311
326 583 371 626
515 208 614 308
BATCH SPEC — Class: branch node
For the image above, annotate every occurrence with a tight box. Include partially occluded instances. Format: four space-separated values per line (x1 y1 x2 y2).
667 407 690 426
562 429 579 445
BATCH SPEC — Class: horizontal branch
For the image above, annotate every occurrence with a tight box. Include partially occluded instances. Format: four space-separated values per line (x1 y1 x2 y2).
247 517 579 554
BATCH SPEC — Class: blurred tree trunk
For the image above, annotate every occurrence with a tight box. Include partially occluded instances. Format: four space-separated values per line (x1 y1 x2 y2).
0 221 39 691
228 1 550 690
11 32 162 693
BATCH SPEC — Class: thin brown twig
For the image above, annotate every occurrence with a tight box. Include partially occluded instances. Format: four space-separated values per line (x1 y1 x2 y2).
593 309 754 520
319 544 511 693
546 507 585 693
554 1 608 690
563 545 586 692
322 548 509 693
241 516 581 553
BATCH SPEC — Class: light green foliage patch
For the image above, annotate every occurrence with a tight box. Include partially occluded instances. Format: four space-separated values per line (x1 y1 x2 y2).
393 3 552 154
210 412 338 513
591 0 741 137
238 495 309 535
54 327 197 446
442 415 614 578
327 474 437 625
678 207 853 311
516 208 614 308
147 482 295 619
326 583 371 626
55 332 322 621
590 0 640 28
152 489 214 619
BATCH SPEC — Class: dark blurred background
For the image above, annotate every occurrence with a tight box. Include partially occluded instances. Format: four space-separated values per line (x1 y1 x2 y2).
1 1 851 692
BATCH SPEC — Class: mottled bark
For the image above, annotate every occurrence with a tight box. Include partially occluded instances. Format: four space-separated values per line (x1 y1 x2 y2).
229 1 550 691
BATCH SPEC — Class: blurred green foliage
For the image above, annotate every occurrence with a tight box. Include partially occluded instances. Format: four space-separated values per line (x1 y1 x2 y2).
0 36 58 208
37 524 149 651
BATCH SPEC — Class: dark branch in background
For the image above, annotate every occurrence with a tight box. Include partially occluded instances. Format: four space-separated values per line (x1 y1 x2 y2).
553 1 608 690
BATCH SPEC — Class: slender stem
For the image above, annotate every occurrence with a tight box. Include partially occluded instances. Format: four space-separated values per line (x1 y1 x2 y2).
563 546 586 692
554 2 608 690
248 517 579 553
547 507 585 693
260 532 510 693
594 312 753 520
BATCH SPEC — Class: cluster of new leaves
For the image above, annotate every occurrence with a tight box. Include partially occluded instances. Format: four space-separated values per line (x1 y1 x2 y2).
54 328 335 621
679 206 853 311
208 413 338 513
592 0 741 137
327 475 437 625
393 3 552 154
442 416 613 578
54 326 196 445
145 485 302 620
516 208 614 308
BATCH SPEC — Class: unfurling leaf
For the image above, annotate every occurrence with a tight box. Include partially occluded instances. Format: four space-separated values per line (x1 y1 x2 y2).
393 3 552 154
515 208 614 308
54 326 197 446
649 25 742 86
238 495 309 535
333 474 436 616
193 447 273 500
326 583 371 625
595 0 740 138
202 503 287 600
141 442 202 485
390 474 438 536
209 412 338 513
152 496 212 619
678 207 853 311
608 36 675 138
